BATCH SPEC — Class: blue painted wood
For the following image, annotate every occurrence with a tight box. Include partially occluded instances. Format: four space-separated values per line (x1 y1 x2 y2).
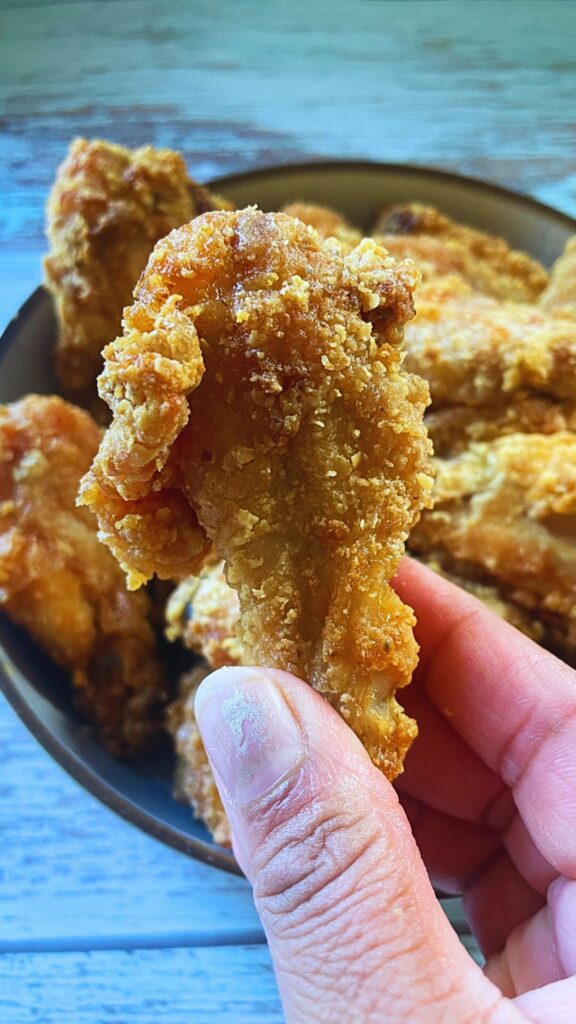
0 946 283 1024
2 0 576 333
0 692 475 956
0 3 573 1017
0 696 264 947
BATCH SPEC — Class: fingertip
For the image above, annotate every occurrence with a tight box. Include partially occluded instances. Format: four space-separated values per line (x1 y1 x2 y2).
193 658 500 1021
193 666 305 809
193 664 264 718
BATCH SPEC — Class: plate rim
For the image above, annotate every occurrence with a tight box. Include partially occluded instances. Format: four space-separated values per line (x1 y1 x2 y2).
1 158 575 875
0 645 241 873
211 157 576 233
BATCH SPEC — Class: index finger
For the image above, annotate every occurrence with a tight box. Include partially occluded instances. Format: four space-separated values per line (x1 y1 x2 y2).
394 558 576 877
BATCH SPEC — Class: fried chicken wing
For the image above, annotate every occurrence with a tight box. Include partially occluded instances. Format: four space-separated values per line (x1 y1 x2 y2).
80 208 433 779
540 236 576 315
374 202 549 302
166 560 242 668
282 202 362 247
401 280 576 453
407 287 576 411
409 432 576 659
165 533 555 671
44 138 230 413
0 395 166 755
164 544 548 844
425 396 576 457
167 665 232 847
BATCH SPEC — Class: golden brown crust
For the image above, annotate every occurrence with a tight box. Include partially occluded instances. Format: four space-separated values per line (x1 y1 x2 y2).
374 202 549 302
403 281 576 411
409 432 576 658
401 277 576 457
78 289 210 584
167 547 567 679
81 208 433 779
282 202 362 247
166 560 243 668
539 236 576 315
0 395 166 755
396 224 576 659
425 397 576 457
44 138 226 413
167 666 231 847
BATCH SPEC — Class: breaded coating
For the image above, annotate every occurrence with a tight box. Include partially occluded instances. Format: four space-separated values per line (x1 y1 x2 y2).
409 432 576 659
80 208 433 779
425 397 576 457
282 202 362 247
405 282 576 407
417 555 546 644
0 395 166 755
167 666 231 847
166 542 551 669
165 546 551 844
44 138 228 412
374 202 549 302
540 236 576 315
396 224 576 659
401 280 576 453
166 560 242 668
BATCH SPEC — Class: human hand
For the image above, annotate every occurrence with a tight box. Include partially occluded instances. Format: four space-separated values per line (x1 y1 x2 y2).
195 559 576 1023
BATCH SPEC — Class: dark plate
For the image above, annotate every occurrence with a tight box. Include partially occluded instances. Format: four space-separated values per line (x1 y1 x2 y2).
1 161 575 875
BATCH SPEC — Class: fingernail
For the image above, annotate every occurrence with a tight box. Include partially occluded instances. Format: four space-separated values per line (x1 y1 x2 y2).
194 668 304 807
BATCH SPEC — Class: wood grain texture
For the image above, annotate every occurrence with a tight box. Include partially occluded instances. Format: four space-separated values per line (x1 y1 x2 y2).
0 946 282 1024
0 694 473 951
2 0 576 329
0 2 570 1016
0 694 264 948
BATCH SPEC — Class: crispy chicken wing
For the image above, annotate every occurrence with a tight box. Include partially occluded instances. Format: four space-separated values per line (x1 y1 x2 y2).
409 432 576 659
167 665 231 847
0 395 166 754
164 543 549 843
80 208 433 779
166 560 242 668
540 236 576 315
44 138 229 413
282 202 362 247
401 279 576 454
404 283 576 408
394 223 576 655
425 398 576 456
374 202 549 302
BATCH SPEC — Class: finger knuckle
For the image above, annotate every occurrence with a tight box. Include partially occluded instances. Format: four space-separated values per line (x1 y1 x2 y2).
252 789 384 940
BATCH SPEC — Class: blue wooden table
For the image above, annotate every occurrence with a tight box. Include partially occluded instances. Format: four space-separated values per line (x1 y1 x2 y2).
2 2 576 1020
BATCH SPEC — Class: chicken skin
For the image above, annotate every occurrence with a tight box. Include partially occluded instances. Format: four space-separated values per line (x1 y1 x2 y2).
409 432 576 660
80 208 433 779
374 202 549 302
45 138 229 413
167 665 232 847
402 279 576 455
0 395 166 754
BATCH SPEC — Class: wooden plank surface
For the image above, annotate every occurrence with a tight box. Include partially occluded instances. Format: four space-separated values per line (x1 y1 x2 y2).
0 946 282 1024
0 695 264 948
2 0 576 327
0 692 473 952
0 2 574 1019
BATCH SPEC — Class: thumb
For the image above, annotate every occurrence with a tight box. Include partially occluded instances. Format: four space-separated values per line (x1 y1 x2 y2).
195 666 524 1024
